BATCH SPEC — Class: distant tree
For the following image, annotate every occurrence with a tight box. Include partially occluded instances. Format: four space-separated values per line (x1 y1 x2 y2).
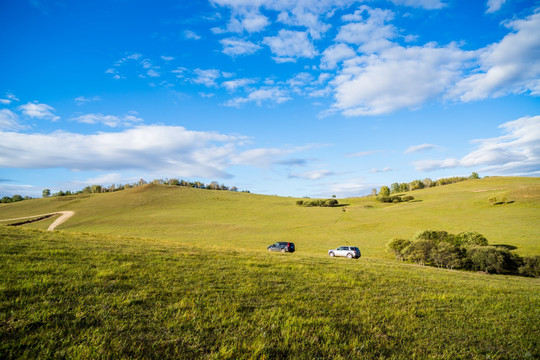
423 178 433 188
469 172 480 179
91 185 102 193
379 186 390 197
230 186 238 192
390 183 400 193
42 189 51 198
371 189 377 197
409 180 425 191
404 239 435 265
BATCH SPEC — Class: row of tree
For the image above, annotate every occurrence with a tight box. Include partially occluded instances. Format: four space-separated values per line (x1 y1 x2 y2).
42 178 250 198
387 230 539 277
375 172 480 199
1 195 32 204
296 199 339 207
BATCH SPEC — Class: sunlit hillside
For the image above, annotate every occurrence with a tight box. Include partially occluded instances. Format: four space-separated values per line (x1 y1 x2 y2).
1 176 539 257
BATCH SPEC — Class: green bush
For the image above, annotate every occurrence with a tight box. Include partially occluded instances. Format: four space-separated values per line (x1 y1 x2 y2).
519 256 540 278
455 232 489 246
296 200 304 206
386 238 411 260
431 242 463 269
404 239 436 265
466 246 520 274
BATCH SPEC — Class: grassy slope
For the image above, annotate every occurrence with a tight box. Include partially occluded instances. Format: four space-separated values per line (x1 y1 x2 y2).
1 227 538 359
1 177 539 359
0 176 539 256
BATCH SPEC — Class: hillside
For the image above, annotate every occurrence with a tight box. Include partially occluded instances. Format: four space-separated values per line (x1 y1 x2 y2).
0 176 539 257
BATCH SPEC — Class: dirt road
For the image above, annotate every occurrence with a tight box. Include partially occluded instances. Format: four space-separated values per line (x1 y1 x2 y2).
0 211 75 231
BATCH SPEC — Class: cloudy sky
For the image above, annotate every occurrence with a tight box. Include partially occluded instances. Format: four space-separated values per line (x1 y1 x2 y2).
1 0 539 198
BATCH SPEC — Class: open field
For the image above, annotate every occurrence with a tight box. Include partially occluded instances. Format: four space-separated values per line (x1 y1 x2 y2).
1 227 539 359
1 177 539 358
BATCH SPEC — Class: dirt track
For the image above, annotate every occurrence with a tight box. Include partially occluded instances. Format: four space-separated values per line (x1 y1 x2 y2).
0 211 75 231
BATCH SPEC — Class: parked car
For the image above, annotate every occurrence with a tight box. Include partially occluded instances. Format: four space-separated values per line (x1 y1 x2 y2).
267 242 295 253
328 246 361 259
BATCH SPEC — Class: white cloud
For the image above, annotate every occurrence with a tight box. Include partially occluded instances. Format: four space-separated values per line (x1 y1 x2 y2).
74 96 101 105
18 102 60 121
333 43 472 116
192 69 221 87
147 69 160 77
486 0 506 14
0 125 249 178
224 87 292 107
346 150 385 157
289 169 333 180
263 30 318 63
370 167 392 173
0 109 24 131
0 99 11 105
161 56 175 61
336 6 397 53
222 78 256 92
449 11 540 102
320 43 357 70
220 38 261 56
389 0 445 9
71 112 143 128
413 116 540 175
184 30 202 40
405 143 438 153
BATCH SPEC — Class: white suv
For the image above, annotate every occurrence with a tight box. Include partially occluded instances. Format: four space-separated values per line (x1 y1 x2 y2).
328 246 361 259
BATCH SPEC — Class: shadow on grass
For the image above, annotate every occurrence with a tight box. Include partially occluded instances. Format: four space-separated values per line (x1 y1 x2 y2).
493 244 518 250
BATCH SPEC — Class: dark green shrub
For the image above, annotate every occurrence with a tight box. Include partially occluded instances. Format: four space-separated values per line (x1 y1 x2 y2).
519 256 540 278
466 246 520 274
296 200 304 206
431 242 463 269
404 239 436 265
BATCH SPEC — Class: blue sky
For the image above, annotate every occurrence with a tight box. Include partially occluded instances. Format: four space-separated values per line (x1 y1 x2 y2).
0 0 539 198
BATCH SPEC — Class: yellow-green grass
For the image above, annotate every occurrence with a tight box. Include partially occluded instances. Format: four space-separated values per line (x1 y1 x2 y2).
1 227 538 359
0 177 539 257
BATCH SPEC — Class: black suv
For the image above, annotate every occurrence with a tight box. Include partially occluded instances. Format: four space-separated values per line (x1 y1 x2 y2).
267 242 295 253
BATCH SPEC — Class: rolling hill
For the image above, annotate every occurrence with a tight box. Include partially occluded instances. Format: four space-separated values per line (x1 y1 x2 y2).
1 176 539 359
1 176 539 257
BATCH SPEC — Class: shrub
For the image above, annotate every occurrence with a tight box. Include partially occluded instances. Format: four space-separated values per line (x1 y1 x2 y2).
455 232 488 246
386 238 411 260
404 239 436 265
431 242 463 269
414 230 454 244
466 246 520 274
296 200 304 206
519 256 540 278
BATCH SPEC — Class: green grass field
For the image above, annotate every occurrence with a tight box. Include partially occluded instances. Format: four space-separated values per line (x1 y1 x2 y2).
1 176 539 358
1 227 538 359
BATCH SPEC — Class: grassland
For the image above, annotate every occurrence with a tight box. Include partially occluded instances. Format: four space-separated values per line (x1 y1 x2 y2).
1 227 539 359
1 176 539 256
0 177 539 358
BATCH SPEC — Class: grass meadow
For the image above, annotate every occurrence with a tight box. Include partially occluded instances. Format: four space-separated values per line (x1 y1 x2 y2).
0 177 539 358
1 227 538 359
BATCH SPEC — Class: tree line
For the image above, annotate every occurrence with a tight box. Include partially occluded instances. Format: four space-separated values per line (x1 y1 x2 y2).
387 230 539 277
1 195 33 204
296 199 339 207
374 172 480 202
41 179 250 199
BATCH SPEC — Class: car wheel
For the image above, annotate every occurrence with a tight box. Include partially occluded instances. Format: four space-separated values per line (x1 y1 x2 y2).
329 252 335 257
281 248 286 253
347 253 353 259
